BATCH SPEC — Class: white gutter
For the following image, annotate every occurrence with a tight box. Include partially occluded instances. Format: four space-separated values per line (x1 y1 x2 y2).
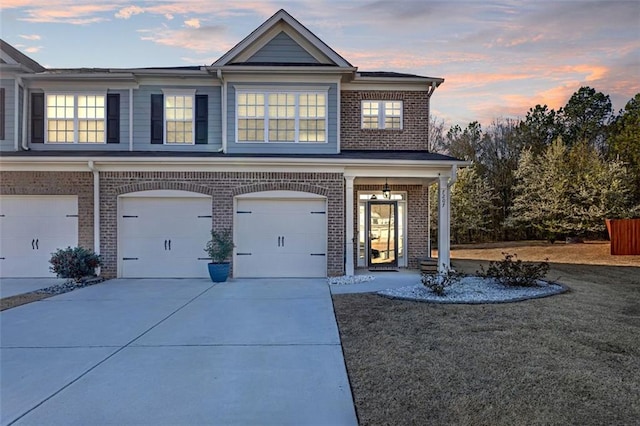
129 88 134 151
14 77 20 151
20 80 29 151
87 161 100 256
217 69 227 153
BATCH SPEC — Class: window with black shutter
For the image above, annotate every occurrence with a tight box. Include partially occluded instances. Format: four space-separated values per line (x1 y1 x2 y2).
106 93 120 143
150 94 164 144
31 93 45 143
195 95 208 144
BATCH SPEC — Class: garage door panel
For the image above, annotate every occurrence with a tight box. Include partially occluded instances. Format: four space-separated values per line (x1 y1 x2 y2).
235 197 327 278
0 196 78 278
119 195 211 278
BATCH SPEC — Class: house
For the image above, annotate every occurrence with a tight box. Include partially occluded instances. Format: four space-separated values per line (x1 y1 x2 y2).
0 9 465 279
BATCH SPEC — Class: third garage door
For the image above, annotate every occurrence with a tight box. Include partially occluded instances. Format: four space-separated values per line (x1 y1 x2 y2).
235 197 327 278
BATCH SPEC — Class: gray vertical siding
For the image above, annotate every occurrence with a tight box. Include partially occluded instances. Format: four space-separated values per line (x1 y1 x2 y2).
133 85 222 152
0 79 15 151
246 32 319 64
226 82 338 154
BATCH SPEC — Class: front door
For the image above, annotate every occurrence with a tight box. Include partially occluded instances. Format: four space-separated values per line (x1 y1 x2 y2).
367 201 398 268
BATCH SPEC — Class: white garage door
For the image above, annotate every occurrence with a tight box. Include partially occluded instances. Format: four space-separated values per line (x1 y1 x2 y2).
235 196 327 278
0 195 78 277
119 192 212 278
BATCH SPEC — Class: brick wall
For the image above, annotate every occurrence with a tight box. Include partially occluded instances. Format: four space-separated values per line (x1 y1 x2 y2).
341 91 430 151
353 184 428 269
0 171 94 250
100 172 345 278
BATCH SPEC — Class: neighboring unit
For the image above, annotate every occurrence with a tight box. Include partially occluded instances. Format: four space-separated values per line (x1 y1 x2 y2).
0 9 466 279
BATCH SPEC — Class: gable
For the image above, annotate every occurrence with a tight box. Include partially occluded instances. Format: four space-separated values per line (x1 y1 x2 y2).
213 9 352 68
245 31 320 65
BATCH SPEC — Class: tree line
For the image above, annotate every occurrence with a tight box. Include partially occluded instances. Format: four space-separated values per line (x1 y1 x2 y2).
430 86 640 244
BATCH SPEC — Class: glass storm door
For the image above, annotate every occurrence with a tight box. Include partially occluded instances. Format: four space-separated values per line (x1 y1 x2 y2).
367 201 398 267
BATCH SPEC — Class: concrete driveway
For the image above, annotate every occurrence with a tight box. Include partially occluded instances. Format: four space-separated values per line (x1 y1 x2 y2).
0 278 357 425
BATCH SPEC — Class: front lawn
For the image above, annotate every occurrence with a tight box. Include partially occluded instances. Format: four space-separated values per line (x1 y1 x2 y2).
333 258 640 425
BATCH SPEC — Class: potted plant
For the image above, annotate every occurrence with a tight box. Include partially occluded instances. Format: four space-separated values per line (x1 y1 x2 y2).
204 228 235 282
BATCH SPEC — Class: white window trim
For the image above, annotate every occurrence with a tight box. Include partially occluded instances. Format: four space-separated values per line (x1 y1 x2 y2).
361 100 403 130
44 92 107 144
161 89 196 145
235 88 329 144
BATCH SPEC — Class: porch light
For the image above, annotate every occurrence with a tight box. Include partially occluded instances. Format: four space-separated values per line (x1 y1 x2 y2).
382 179 391 199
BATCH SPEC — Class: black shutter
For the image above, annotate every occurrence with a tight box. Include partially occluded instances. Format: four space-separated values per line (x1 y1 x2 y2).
150 94 163 144
195 94 208 144
31 93 45 144
106 93 120 143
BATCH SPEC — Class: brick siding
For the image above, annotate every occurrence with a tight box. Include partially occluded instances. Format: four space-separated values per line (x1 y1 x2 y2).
0 171 94 250
100 172 345 278
341 91 430 151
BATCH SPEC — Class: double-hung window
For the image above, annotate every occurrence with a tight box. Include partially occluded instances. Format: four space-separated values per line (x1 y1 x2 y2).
150 90 207 145
236 89 327 143
46 94 106 143
164 91 194 144
362 100 403 130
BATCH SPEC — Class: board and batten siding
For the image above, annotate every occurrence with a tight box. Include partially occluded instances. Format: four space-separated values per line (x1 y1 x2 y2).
132 85 222 151
28 89 130 151
245 32 319 64
0 79 15 151
226 82 338 154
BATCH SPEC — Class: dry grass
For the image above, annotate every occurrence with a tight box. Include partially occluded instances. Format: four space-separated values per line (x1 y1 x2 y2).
0 292 50 311
334 242 640 426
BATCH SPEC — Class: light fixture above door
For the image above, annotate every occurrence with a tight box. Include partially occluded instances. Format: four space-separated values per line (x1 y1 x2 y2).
382 178 391 199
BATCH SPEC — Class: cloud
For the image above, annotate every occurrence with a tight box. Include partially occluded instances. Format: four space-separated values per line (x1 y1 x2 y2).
139 25 229 53
115 5 144 19
16 3 115 24
24 46 42 53
164 13 174 20
19 34 41 40
184 18 200 29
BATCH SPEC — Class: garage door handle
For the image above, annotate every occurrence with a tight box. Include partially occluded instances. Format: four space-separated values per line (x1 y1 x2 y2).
32 239 35 250
278 236 281 247
35 239 39 250
310 253 326 256
164 240 167 250
168 240 171 250
237 253 252 256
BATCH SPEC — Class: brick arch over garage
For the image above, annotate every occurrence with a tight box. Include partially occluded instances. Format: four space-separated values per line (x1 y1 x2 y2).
115 181 214 197
232 182 329 197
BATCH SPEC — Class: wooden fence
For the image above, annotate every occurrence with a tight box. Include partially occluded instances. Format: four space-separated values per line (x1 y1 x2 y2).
605 219 640 255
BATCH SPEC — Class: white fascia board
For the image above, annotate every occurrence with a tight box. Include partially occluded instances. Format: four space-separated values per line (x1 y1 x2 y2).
210 66 356 76
26 81 139 91
135 77 220 87
0 156 469 175
342 82 432 92
221 73 343 84
23 73 137 81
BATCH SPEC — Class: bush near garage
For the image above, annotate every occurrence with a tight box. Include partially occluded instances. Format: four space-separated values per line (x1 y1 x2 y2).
49 246 102 282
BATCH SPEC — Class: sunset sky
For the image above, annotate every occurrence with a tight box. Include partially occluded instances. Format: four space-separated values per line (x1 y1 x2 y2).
2 1 639 127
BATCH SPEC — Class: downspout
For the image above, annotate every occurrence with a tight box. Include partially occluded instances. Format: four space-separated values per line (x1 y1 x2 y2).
129 88 134 151
20 79 29 151
448 164 458 188
217 69 227 153
14 77 20 151
87 161 101 262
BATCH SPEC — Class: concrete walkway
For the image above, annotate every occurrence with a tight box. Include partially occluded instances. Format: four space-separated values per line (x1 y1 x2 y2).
0 278 357 425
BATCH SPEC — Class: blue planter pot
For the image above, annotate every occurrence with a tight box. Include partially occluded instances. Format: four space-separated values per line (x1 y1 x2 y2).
208 263 230 282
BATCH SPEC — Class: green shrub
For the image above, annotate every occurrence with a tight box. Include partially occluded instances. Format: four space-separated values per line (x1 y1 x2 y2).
478 252 549 287
204 228 235 263
49 246 102 282
421 267 464 296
